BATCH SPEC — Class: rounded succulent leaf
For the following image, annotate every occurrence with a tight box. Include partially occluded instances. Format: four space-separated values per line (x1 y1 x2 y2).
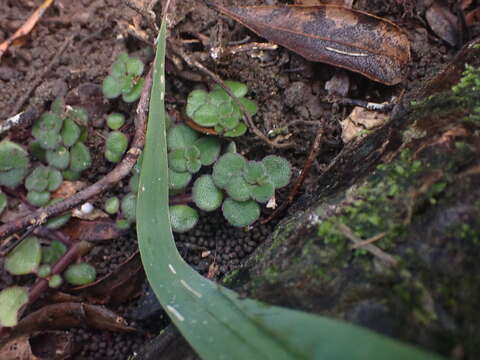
70 142 91 172
25 166 50 192
122 77 145 103
61 118 81 147
217 101 235 118
121 193 136 222
0 286 28 327
192 103 218 127
215 81 248 98
239 97 258 116
105 196 120 214
27 190 50 206
105 131 128 163
102 75 122 99
0 191 7 215
167 124 200 150
262 155 292 189
243 161 268 185
106 113 125 130
194 137 221 166
37 264 52 278
170 205 199 233
168 149 187 172
225 141 237 153
212 153 247 189
48 274 63 288
186 158 202 174
67 107 89 126
41 239 67 265
47 168 63 192
32 112 64 138
192 175 223 211
64 263 96 286
224 122 247 137
29 140 47 162
5 236 41 275
51 97 65 115
0 140 29 187
186 89 208 118
208 89 230 105
219 112 240 130
225 176 251 202
250 181 275 203
168 169 192 190
111 53 128 77
125 57 144 76
222 199 260 227
46 146 70 170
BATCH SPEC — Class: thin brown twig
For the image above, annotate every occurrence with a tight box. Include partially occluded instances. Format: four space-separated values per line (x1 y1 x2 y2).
337 223 398 267
261 125 324 224
169 42 292 149
350 232 387 249
0 69 152 241
9 34 76 118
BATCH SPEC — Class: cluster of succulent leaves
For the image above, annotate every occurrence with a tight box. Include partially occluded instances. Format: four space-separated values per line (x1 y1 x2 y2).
102 53 145 103
105 113 129 163
452 64 480 123
26 97 92 207
0 236 96 327
164 122 291 232
186 81 258 137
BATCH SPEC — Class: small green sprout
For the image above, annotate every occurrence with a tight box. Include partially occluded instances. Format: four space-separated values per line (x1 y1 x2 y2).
186 81 258 137
102 53 145 103
0 286 28 327
169 168 192 191
61 118 81 147
169 205 199 233
46 146 70 170
37 264 52 278
167 124 200 150
107 113 126 130
5 236 42 275
452 64 480 123
105 131 128 163
64 263 96 286
105 196 120 214
25 165 63 193
192 175 223 211
0 140 29 187
48 274 63 288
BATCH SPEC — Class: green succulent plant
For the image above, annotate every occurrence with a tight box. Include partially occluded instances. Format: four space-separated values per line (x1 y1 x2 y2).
102 53 145 103
41 239 67 265
121 192 137 223
37 264 52 278
46 146 70 170
64 263 96 286
0 140 29 187
106 113 126 130
69 141 91 173
45 198 71 229
105 196 120 214
48 274 63 288
105 131 128 163
4 236 42 275
0 286 28 327
169 205 199 233
186 81 257 137
24 165 63 206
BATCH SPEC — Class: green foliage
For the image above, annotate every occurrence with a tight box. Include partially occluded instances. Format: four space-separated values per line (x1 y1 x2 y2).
192 175 223 211
167 124 199 150
0 190 7 215
41 239 67 265
222 198 260 227
186 81 257 137
105 196 120 214
102 53 145 103
452 64 480 123
105 131 128 163
25 165 62 193
138 22 442 359
262 155 292 189
46 146 70 170
48 274 63 288
169 204 199 233
32 112 63 150
45 198 71 229
107 113 126 130
64 263 96 286
0 286 28 327
194 136 221 166
5 236 41 275
121 192 137 222
69 141 91 172
37 264 52 278
26 190 50 206
0 140 29 187
61 118 81 147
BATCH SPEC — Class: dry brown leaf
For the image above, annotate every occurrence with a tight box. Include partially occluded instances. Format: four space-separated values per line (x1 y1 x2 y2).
425 3 459 47
340 106 389 142
0 336 37 360
51 181 87 199
207 2 410 85
61 218 127 242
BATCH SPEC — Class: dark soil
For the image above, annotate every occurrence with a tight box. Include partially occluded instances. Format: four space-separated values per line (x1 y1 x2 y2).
0 0 476 359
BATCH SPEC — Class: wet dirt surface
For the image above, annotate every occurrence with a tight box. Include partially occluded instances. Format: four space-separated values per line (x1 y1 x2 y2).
0 0 475 358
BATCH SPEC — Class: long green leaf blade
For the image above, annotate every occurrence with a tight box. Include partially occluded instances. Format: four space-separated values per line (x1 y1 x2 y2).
136 7 443 360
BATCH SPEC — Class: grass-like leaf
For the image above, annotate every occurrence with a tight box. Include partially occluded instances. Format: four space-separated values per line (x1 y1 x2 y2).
136 4 443 359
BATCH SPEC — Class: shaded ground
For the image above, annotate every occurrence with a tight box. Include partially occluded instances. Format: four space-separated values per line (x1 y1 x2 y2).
1 0 478 359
